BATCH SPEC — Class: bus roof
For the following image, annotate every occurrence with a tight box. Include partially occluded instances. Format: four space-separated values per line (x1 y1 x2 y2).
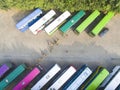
76 10 100 33
63 65 92 90
99 66 120 88
60 10 85 33
0 64 12 78
0 64 26 89
48 66 76 90
16 8 42 29
31 64 61 90
104 70 120 90
45 11 71 35
29 10 56 35
90 12 114 36
85 68 109 90
13 67 40 90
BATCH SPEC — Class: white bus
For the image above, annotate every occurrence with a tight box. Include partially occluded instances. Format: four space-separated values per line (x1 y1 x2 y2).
45 11 71 35
16 8 42 32
31 64 61 90
64 65 92 90
48 66 76 90
29 10 56 35
104 70 120 90
99 66 120 89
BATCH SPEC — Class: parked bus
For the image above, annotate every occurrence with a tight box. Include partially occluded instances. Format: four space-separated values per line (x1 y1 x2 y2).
0 64 26 90
80 66 109 90
13 67 40 90
90 12 114 36
104 70 120 90
45 11 71 35
29 10 56 35
63 65 92 90
16 8 42 32
60 10 85 33
48 66 76 90
31 64 61 90
116 84 120 90
99 66 120 89
0 63 12 78
76 10 100 33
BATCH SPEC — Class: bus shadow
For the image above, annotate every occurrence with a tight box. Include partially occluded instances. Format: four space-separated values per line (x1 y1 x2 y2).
0 42 43 65
12 10 33 23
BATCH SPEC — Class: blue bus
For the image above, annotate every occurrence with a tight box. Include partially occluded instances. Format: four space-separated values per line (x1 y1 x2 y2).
16 8 43 32
116 84 120 90
63 65 92 90
104 69 120 90
99 66 120 89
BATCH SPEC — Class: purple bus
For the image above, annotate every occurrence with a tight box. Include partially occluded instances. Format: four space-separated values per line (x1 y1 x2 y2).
0 63 12 78
13 67 40 90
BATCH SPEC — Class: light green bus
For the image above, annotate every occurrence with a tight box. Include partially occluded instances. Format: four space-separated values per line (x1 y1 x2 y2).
90 12 114 36
76 10 100 33
80 66 109 90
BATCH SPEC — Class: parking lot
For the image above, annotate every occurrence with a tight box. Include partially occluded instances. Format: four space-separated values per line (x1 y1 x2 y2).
0 9 120 71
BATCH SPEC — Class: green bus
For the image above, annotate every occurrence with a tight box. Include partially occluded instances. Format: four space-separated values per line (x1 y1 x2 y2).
80 66 109 90
0 64 26 90
45 11 71 35
60 10 85 33
76 10 100 33
90 12 114 36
